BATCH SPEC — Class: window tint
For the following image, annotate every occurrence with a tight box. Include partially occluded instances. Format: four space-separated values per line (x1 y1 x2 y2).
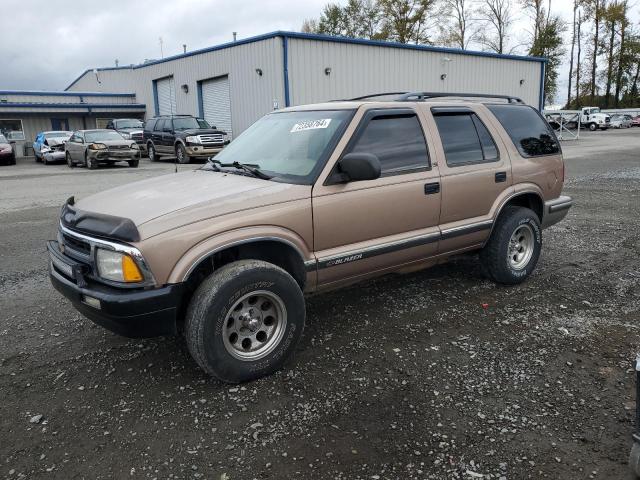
348 114 428 175
487 105 560 157
145 119 156 131
434 113 500 167
154 119 165 131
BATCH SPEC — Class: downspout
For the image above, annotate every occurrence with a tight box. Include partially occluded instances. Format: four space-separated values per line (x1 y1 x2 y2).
282 35 291 107
538 61 546 111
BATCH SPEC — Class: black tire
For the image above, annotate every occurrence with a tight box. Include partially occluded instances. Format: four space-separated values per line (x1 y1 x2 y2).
128 159 139 168
147 143 159 162
10 155 16 165
480 206 542 285
86 155 98 170
185 260 305 383
176 143 190 164
66 152 75 168
588 122 597 131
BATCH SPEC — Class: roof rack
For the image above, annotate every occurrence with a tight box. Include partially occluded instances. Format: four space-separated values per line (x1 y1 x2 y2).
397 92 524 104
343 91 524 104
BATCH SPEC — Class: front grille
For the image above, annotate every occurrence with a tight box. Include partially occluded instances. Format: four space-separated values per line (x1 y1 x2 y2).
131 133 143 141
52 144 65 152
605 117 611 123
62 233 91 256
108 145 129 151
199 134 224 146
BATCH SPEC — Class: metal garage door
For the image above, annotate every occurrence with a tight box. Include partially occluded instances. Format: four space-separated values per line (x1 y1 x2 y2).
156 77 176 116
201 76 233 138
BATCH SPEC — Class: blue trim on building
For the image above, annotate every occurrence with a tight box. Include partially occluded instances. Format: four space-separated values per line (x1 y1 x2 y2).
65 30 548 90
197 81 204 118
282 36 290 107
0 90 135 97
0 103 146 109
538 62 546 111
152 79 160 116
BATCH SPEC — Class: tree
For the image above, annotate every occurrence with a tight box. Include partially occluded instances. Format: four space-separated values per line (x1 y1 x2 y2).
301 18 319 33
437 0 477 49
566 0 579 107
313 0 387 40
582 0 607 103
379 0 438 44
477 0 514 54
317 3 346 36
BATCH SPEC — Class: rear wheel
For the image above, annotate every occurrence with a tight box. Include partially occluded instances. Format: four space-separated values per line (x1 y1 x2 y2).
66 152 75 168
185 260 306 383
480 206 542 285
176 143 190 164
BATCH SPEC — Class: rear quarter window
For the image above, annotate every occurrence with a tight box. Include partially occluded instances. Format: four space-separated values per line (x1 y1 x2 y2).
487 105 560 157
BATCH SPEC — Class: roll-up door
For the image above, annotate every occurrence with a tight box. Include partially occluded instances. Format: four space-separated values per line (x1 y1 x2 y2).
201 76 232 138
156 77 176 116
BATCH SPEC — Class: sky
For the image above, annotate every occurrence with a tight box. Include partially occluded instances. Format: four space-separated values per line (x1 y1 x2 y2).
0 0 637 104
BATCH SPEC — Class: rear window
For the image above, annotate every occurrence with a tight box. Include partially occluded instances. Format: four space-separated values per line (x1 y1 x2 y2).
487 105 560 157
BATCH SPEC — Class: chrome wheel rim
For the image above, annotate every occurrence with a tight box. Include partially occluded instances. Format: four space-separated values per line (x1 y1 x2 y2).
148 146 155 160
508 224 534 270
176 147 184 162
222 290 287 361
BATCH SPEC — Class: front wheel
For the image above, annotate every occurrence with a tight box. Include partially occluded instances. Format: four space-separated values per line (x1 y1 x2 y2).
128 159 139 168
185 260 306 383
588 122 597 131
147 143 159 162
176 143 190 164
480 206 542 285
66 152 75 168
86 155 98 170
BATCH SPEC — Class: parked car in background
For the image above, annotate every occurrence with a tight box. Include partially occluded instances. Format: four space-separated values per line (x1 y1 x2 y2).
33 131 72 164
610 114 633 129
106 119 146 153
0 134 16 165
631 115 640 127
143 114 229 164
65 129 140 169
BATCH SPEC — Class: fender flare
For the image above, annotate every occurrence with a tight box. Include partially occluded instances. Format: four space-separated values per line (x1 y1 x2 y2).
483 187 545 245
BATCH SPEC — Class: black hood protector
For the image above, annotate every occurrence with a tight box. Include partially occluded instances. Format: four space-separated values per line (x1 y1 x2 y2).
60 197 140 242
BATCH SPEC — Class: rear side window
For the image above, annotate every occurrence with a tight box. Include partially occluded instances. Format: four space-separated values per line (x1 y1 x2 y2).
433 113 499 167
154 119 165 131
348 114 429 175
145 119 156 131
487 105 560 157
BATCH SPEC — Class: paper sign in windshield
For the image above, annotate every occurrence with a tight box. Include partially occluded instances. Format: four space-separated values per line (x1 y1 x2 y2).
290 119 332 133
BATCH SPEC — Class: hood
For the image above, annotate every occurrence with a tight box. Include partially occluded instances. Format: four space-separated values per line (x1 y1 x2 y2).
178 128 226 136
74 170 310 239
100 139 136 147
46 137 70 146
0 142 11 150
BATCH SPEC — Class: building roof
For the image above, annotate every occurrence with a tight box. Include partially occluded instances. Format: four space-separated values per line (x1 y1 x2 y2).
0 90 135 97
65 30 548 90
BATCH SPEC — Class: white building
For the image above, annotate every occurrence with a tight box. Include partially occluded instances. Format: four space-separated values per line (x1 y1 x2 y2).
66 31 546 140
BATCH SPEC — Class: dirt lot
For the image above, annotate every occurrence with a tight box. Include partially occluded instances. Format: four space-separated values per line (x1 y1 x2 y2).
1 128 639 479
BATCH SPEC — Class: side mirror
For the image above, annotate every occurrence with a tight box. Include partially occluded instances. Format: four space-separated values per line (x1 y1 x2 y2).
336 152 381 183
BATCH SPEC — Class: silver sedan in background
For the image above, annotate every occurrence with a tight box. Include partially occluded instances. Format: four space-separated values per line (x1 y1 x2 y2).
610 114 633 128
65 129 140 169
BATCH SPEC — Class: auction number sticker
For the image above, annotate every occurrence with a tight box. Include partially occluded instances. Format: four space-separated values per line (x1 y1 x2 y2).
290 119 332 133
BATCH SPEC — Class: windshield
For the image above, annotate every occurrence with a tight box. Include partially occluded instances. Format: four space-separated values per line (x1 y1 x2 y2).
45 131 71 138
0 134 7 143
173 117 210 130
116 120 143 129
209 110 352 183
85 130 125 142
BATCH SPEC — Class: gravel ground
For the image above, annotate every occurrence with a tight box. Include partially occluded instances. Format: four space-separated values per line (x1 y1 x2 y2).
0 129 639 479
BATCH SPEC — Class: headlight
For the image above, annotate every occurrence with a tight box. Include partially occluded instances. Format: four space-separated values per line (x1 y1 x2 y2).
96 248 143 282
185 136 201 144
130 142 139 149
121 132 131 139
88 143 107 150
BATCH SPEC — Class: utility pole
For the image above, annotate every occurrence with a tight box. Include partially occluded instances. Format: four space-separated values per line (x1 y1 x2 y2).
183 44 187 54
233 32 237 42
115 59 119 67
159 37 164 58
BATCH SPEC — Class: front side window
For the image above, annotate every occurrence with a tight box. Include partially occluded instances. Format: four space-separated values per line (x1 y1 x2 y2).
348 114 429 175
488 104 560 157
154 119 165 131
434 113 499 167
209 110 352 184
0 134 8 143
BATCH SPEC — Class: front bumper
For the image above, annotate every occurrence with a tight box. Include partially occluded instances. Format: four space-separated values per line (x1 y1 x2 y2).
185 145 225 157
48 240 181 338
89 150 139 162
542 195 572 229
43 151 66 162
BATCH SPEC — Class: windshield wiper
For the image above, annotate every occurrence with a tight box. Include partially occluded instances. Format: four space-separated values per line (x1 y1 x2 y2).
208 159 272 180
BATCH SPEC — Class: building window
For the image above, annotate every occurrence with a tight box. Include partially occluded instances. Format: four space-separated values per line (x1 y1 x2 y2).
0 119 25 141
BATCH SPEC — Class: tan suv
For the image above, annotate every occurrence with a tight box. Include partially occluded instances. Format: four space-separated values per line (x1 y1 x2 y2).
48 92 572 383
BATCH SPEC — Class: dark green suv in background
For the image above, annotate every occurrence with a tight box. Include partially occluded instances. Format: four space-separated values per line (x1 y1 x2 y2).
142 115 229 163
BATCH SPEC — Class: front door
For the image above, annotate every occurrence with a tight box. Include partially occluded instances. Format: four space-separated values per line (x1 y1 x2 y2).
312 106 441 288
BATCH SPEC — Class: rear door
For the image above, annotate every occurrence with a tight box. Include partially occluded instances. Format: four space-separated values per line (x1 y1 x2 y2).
427 105 512 253
312 106 441 288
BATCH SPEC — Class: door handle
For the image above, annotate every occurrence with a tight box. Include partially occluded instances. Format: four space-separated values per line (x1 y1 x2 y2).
495 172 507 183
424 182 440 194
